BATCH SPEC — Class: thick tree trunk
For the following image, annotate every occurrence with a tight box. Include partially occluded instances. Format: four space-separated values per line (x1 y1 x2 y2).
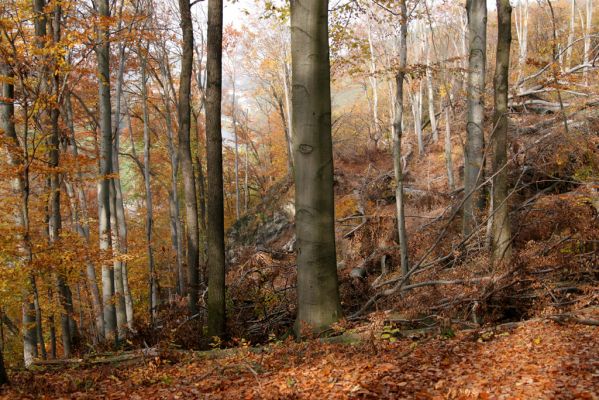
463 0 487 237
178 0 200 315
393 0 410 278
96 0 116 341
206 0 226 338
291 0 342 334
491 0 513 265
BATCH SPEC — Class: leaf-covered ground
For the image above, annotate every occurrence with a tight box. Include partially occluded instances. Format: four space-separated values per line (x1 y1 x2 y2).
2 320 597 399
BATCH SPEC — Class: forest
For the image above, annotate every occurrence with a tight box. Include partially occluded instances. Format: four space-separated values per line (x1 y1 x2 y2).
0 0 597 398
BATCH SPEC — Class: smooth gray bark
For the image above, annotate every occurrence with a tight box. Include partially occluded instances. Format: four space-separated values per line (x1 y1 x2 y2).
463 0 487 237
491 0 513 264
96 0 116 341
177 0 200 315
141 51 159 321
291 0 342 334
64 92 105 340
393 0 410 279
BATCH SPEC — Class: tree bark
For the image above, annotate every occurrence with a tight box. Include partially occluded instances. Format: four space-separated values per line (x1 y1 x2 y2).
444 105 455 191
393 0 410 279
64 92 105 341
491 0 513 265
112 0 133 333
426 47 438 142
463 0 487 237
141 49 159 322
178 0 200 316
291 0 342 334
96 0 116 341
584 0 593 84
206 0 226 338
160 50 186 297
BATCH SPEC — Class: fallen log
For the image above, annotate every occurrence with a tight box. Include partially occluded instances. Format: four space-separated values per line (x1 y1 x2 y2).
31 348 159 369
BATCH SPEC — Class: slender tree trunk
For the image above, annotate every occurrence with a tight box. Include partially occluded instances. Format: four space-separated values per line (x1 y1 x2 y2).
463 0 487 237
426 48 438 142
2 56 38 364
584 0 593 84
282 61 294 175
232 80 241 220
566 0 576 69
491 0 513 265
141 51 158 322
515 0 529 82
366 9 381 151
160 54 185 297
65 92 105 340
47 2 74 358
178 0 200 315
0 345 8 385
96 0 116 341
47 289 56 359
393 0 410 278
291 0 342 334
206 0 226 338
111 8 132 334
444 104 455 191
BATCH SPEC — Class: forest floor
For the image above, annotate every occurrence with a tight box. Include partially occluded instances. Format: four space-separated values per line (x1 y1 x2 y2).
2 318 597 399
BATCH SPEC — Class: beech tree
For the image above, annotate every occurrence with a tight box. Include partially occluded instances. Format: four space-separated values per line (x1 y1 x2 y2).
206 0 226 339
491 0 513 264
393 0 410 278
95 0 117 340
177 0 200 315
463 0 487 237
291 0 342 333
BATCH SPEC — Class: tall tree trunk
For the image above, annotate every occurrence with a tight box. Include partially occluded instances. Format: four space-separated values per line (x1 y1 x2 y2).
444 104 455 191
393 0 410 278
64 92 105 340
463 0 487 237
281 61 294 176
366 9 381 151
141 50 159 322
426 47 438 142
491 0 513 265
584 0 593 84
232 79 241 220
515 0 529 82
46 1 74 358
96 0 116 341
291 0 342 334
206 0 226 338
2 53 38 364
566 0 576 69
160 53 185 297
112 0 133 333
178 0 200 315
